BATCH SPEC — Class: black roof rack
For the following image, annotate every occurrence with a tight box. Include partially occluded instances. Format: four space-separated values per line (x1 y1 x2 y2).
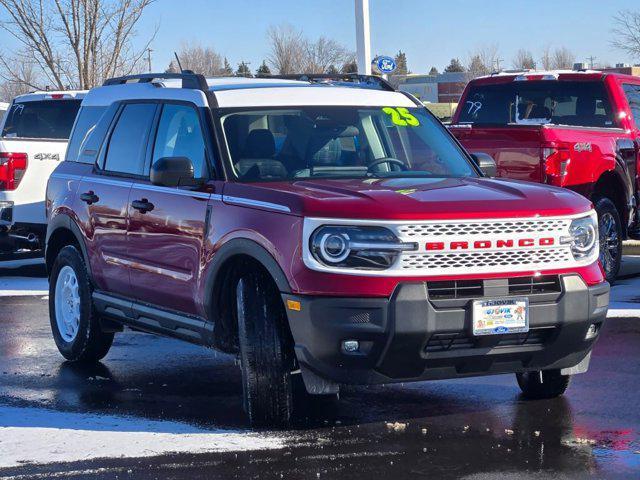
102 71 217 106
262 73 396 92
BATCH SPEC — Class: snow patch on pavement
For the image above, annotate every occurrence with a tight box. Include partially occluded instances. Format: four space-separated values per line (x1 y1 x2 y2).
0 406 284 468
0 277 48 297
608 276 640 318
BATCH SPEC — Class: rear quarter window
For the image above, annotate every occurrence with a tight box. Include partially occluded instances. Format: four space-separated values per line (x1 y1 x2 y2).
622 84 640 126
1 99 81 139
65 106 109 163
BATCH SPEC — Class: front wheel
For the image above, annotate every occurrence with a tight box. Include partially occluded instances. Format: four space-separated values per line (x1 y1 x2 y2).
49 245 114 362
236 270 295 427
594 197 622 283
516 370 571 399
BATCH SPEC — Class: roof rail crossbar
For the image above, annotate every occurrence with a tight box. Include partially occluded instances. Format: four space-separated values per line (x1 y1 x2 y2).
263 73 396 91
102 71 218 106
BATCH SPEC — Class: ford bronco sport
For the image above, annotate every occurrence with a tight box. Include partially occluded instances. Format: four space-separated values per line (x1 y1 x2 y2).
45 73 609 426
449 70 640 282
0 90 86 259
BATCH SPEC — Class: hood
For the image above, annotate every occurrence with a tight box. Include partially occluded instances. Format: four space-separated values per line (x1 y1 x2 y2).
223 176 593 220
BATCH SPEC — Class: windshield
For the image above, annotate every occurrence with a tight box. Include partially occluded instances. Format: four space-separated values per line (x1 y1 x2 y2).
457 81 615 128
1 99 82 139
220 106 477 181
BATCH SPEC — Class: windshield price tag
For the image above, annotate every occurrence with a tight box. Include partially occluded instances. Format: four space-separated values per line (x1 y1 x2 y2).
382 107 420 127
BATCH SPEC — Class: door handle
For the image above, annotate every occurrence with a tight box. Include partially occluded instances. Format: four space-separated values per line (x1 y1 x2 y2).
80 191 99 205
131 199 154 214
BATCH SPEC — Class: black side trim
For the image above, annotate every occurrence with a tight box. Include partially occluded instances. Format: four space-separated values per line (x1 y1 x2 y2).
93 291 208 345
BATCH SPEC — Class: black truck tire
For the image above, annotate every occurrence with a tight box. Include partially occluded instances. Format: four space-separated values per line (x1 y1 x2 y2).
236 270 294 427
49 245 114 362
594 197 622 283
516 370 571 399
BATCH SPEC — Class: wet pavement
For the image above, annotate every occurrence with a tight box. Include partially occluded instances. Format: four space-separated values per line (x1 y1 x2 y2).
0 264 639 479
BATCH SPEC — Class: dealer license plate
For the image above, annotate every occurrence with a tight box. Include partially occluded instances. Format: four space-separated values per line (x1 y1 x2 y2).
472 298 529 336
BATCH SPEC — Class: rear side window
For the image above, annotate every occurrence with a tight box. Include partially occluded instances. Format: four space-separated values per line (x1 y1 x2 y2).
66 106 108 163
103 103 156 176
623 84 640 125
152 104 207 178
1 100 81 139
457 81 615 128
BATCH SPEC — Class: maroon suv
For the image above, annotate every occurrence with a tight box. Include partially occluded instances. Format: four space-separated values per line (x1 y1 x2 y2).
45 73 609 426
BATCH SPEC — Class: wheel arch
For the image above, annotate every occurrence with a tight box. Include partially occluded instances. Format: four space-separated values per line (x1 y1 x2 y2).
45 214 91 279
592 169 630 237
203 238 292 352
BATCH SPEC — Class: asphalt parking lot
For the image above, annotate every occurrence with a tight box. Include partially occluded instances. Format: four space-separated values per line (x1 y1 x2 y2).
0 260 639 479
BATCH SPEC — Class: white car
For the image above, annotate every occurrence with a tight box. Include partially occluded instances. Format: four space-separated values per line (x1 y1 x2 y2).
0 102 9 121
0 90 86 259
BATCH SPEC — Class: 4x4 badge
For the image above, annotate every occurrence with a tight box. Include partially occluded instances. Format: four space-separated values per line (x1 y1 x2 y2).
34 153 60 161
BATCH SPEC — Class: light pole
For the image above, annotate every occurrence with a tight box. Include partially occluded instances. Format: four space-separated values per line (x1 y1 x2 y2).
355 0 371 75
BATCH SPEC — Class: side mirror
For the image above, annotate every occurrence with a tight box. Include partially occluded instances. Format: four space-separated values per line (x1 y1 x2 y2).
470 152 497 178
150 156 199 188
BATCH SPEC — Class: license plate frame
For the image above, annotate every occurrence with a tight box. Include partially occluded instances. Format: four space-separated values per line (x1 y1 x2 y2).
472 297 529 336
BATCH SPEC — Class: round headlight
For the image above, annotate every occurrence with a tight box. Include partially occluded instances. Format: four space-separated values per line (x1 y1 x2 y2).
567 214 598 260
319 232 351 263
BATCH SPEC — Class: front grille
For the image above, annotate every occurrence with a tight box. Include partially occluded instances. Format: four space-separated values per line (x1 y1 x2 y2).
508 275 562 295
426 275 561 300
397 219 569 237
427 279 483 300
424 328 554 353
402 249 572 270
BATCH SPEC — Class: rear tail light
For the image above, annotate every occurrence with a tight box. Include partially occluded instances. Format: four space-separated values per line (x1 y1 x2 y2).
0 152 28 191
543 147 570 185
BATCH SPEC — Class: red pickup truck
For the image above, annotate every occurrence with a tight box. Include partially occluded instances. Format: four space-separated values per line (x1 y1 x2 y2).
449 71 640 281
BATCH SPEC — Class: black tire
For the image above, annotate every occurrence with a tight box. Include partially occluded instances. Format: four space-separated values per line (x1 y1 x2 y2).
49 245 114 362
516 370 571 399
594 197 622 283
236 269 295 427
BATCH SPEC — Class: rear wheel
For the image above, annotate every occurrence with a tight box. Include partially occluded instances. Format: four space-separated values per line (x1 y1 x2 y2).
236 269 295 427
516 370 571 399
594 197 622 283
49 245 114 362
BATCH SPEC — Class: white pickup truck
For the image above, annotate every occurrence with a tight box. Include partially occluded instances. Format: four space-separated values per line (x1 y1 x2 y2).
0 90 86 259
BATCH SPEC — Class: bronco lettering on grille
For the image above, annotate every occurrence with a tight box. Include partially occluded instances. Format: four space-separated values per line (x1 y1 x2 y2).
425 238 555 251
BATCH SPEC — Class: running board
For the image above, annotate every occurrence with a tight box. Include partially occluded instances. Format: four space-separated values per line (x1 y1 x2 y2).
92 291 212 346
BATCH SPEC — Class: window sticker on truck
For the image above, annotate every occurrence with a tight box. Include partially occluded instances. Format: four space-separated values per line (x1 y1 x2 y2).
382 107 420 126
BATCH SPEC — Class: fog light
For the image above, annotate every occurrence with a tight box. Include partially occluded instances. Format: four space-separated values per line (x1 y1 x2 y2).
342 340 360 353
585 324 599 340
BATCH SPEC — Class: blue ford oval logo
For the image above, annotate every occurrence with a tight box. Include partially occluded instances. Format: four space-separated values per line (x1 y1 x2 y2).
374 56 397 74
494 326 509 334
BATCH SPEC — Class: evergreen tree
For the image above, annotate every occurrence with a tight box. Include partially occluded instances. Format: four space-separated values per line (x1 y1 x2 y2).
326 64 339 75
394 50 408 75
256 60 271 76
341 60 358 74
222 57 233 75
236 61 252 77
428 66 438 75
444 58 465 73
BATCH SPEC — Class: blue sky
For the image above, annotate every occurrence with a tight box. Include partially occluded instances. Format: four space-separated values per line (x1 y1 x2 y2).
1 0 639 74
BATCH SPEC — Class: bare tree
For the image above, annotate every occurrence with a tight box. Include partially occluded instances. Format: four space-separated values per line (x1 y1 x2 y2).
267 23 352 75
513 49 536 70
0 55 39 101
266 24 305 74
303 36 348 73
540 45 552 70
466 44 500 79
611 10 640 60
551 47 575 69
0 0 156 90
171 42 223 76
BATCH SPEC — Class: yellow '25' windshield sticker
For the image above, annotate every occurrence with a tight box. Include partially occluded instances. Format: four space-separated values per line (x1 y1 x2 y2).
382 107 420 127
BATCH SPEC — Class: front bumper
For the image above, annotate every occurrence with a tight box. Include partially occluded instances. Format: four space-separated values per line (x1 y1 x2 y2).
283 275 609 387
